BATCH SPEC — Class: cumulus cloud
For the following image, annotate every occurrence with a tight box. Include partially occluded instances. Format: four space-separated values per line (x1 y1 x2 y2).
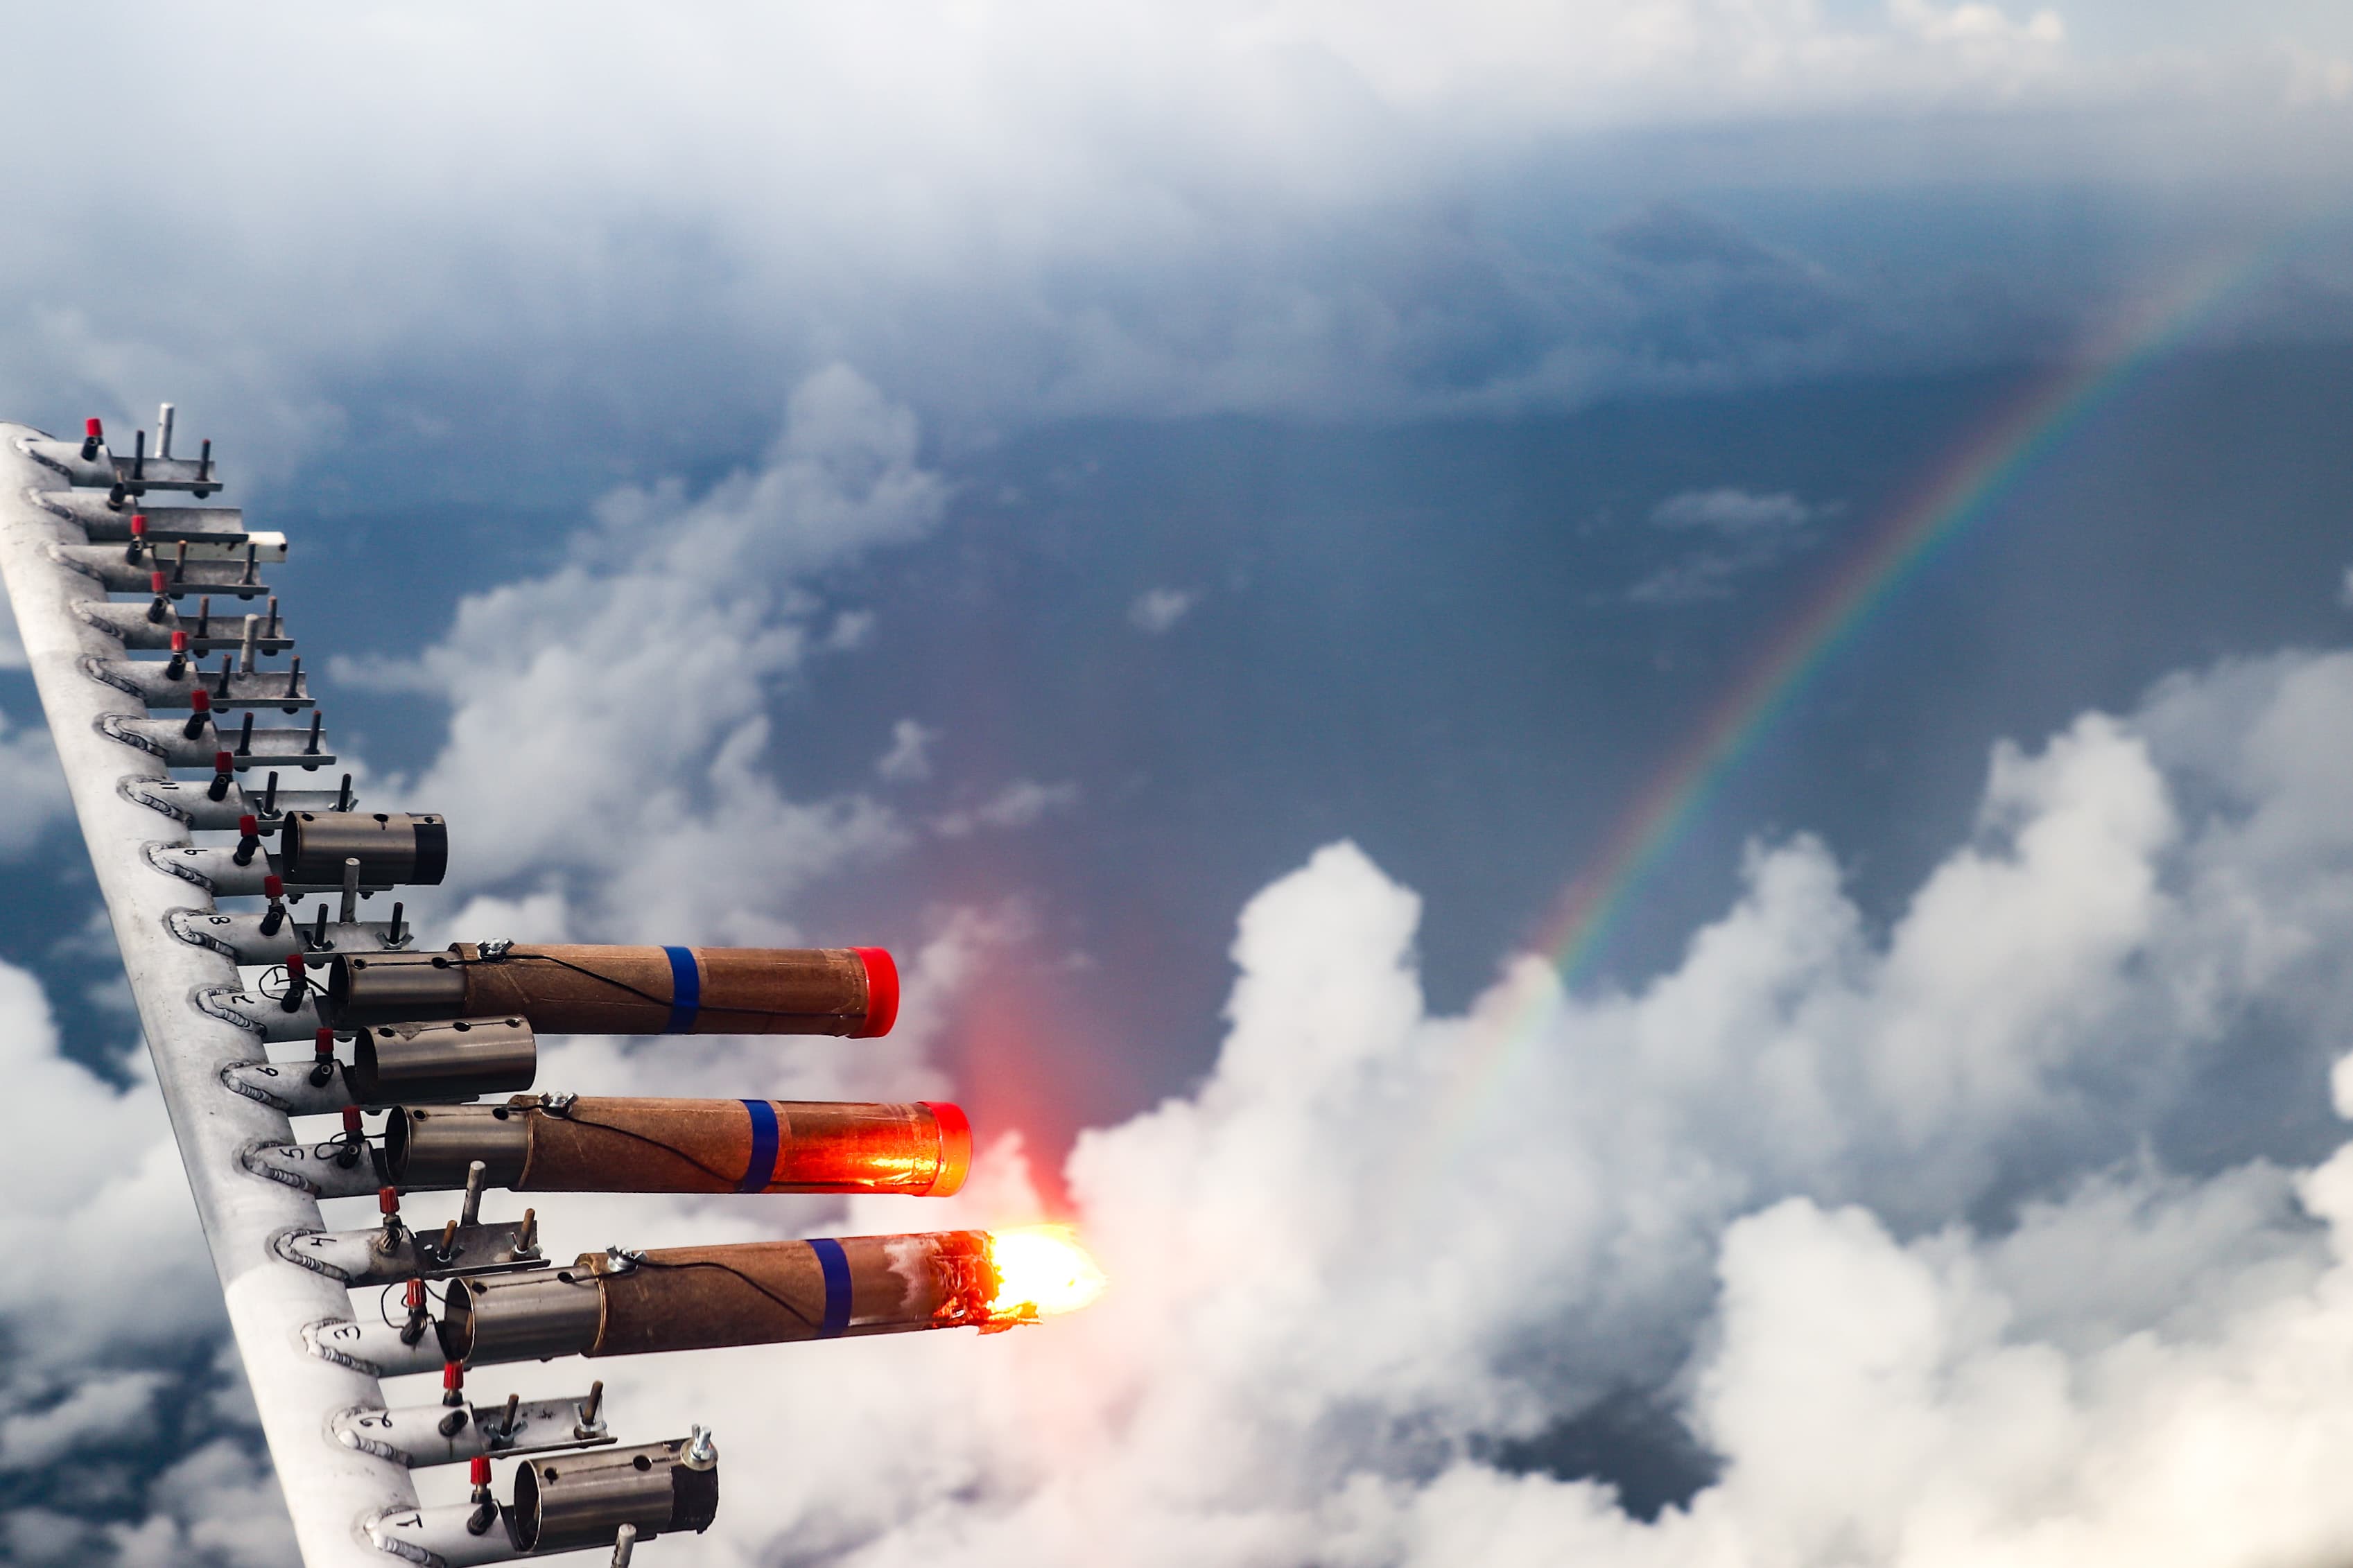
358 364 947 942
490 643 2353 1568
274 378 2353 1568
1128 587 1198 635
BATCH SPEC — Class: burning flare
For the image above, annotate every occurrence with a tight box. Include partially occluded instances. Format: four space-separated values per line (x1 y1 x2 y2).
984 1226 1107 1323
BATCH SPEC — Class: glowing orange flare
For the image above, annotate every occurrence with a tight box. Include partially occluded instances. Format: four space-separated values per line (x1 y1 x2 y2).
984 1226 1106 1321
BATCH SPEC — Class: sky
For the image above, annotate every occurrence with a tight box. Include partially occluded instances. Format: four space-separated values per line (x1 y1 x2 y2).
0 2 2350 1564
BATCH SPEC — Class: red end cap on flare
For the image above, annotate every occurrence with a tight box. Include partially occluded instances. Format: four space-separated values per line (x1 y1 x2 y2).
214 751 234 773
263 874 284 899
238 814 258 836
920 1101 971 1196
149 570 167 595
130 514 147 535
469 1454 490 1488
85 418 102 440
170 631 186 652
850 946 899 1038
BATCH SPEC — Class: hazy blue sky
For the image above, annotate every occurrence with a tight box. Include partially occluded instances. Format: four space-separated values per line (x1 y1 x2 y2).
0 6 2350 1564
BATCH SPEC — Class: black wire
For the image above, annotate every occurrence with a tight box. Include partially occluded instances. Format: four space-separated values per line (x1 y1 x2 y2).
618 1255 825 1333
550 1112 748 1189
378 1278 449 1332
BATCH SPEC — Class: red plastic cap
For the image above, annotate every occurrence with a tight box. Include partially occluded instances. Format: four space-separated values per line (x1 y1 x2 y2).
189 688 210 713
850 947 899 1038
85 417 101 439
284 952 304 977
263 875 283 898
385 1187 405 1217
149 570 167 593
470 1455 490 1486
238 815 258 836
405 1277 425 1307
213 751 233 772
442 1359 461 1388
342 1107 362 1133
130 513 146 534
920 1101 971 1196
170 630 186 652
314 1027 334 1053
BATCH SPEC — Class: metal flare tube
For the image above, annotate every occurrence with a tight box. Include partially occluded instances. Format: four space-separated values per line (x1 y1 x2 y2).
277 810 447 887
329 943 898 1037
510 1437 718 1555
441 1231 999 1365
388 1097 969 1196
350 1016 537 1104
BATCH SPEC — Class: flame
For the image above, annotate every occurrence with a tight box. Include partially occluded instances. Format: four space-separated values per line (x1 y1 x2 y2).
984 1225 1107 1322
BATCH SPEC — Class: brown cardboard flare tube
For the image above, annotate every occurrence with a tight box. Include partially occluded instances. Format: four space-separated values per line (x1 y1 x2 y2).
441 1232 999 1364
387 1097 971 1196
327 943 899 1037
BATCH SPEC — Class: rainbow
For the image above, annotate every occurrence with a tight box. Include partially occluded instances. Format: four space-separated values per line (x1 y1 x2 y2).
1432 242 2282 1148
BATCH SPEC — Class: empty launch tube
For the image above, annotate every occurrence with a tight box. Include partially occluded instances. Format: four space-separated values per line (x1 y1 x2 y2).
510 1437 718 1554
442 1231 1000 1365
387 1097 969 1196
277 812 447 887
349 1017 537 1104
328 943 898 1037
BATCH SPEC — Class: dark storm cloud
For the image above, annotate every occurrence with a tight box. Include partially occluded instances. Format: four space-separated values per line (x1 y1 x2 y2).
0 1 2331 498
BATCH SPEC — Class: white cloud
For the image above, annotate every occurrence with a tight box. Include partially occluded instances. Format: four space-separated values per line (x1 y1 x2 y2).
0 960 272 1566
877 718 941 783
931 779 1082 838
1631 486 1824 603
0 709 71 857
1892 0 2067 50
491 643 2353 1568
1129 587 1198 635
0 1375 170 1473
109 1440 296 1568
1649 486 1814 534
370 365 946 942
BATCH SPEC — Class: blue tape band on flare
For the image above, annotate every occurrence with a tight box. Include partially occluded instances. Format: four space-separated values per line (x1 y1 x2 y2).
738 1099 781 1193
811 1237 852 1339
662 946 700 1034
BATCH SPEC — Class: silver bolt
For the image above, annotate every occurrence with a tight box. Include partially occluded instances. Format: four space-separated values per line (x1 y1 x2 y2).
685 1423 717 1469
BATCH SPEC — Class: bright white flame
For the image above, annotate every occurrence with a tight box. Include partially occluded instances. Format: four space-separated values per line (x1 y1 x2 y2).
984 1225 1107 1321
